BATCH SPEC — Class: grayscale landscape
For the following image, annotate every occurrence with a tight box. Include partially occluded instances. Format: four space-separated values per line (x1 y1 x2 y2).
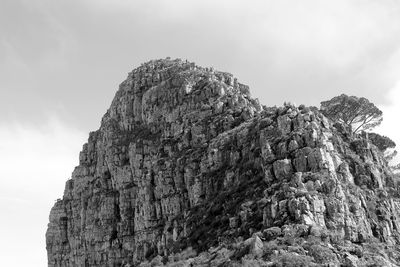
1 1 400 266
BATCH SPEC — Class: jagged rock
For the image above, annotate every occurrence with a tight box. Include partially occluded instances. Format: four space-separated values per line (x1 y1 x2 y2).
244 235 264 258
47 58 400 266
343 253 359 267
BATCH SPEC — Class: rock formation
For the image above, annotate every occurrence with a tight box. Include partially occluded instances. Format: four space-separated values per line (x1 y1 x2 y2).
47 58 400 266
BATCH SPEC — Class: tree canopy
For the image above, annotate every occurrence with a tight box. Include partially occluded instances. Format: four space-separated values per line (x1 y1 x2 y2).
368 132 396 152
320 94 383 133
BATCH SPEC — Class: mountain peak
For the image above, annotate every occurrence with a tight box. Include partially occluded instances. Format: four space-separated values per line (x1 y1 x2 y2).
46 59 400 267
103 58 261 134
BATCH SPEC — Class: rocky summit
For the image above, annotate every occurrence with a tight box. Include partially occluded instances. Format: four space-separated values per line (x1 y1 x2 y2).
47 58 400 267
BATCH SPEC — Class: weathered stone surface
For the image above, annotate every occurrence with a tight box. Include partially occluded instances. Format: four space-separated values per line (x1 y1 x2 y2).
47 58 400 266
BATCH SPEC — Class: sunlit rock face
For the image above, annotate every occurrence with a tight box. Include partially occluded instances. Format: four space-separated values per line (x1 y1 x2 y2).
46 59 400 267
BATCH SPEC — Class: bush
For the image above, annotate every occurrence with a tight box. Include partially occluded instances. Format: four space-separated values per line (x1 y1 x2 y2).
308 244 338 264
271 252 317 267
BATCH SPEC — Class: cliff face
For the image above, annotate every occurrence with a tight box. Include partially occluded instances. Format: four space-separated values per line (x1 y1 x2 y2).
46 59 400 267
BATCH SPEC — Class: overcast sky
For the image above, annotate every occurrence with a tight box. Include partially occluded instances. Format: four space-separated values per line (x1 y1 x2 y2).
1 0 400 266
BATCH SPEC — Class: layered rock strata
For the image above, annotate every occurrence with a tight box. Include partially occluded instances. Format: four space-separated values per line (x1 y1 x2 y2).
47 58 400 267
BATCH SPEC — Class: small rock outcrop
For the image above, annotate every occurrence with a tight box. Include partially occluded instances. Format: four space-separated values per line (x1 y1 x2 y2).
46 58 400 266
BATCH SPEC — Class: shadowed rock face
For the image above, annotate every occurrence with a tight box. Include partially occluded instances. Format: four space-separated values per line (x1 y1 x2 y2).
46 58 400 267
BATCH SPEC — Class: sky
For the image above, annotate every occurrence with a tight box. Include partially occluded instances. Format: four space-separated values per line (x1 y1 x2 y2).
1 0 400 266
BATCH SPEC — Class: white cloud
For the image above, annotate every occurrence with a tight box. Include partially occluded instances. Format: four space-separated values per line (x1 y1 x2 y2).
0 39 33 84
0 117 86 267
80 0 400 105
376 81 400 165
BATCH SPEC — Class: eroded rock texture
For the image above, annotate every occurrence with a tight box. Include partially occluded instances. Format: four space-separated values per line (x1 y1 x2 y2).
47 58 400 267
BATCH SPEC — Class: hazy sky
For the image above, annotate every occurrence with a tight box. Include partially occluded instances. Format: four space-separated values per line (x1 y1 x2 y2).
1 0 400 266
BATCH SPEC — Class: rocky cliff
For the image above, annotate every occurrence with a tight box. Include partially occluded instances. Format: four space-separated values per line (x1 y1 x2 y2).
46 58 400 267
